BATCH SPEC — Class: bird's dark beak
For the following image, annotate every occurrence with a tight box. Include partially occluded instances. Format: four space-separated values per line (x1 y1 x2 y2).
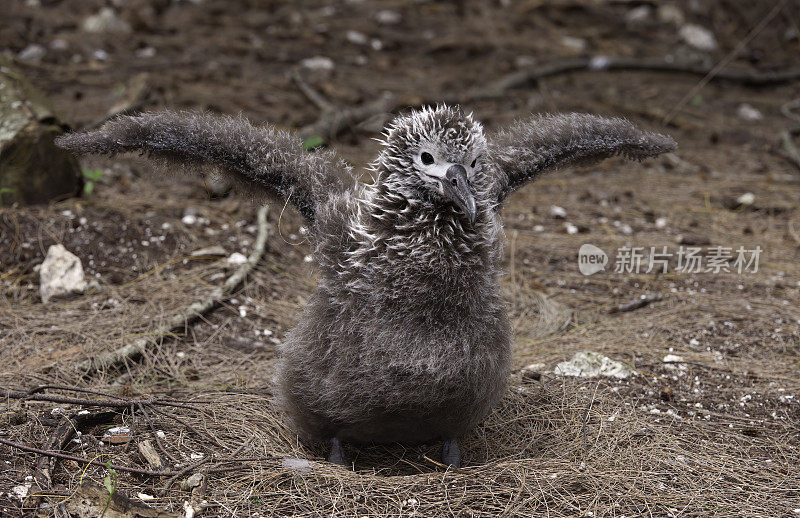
442 164 477 224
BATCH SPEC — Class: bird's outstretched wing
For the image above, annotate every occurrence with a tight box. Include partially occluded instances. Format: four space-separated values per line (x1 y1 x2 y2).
488 113 676 204
55 111 350 222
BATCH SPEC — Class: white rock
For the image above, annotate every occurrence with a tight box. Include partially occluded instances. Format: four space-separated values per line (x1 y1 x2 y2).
625 5 651 27
346 30 368 45
589 55 611 70
736 192 755 206
18 44 46 62
655 217 668 229
376 10 401 25
657 4 685 26
553 352 635 379
135 46 156 58
82 7 132 34
49 38 69 50
560 36 587 52
679 24 717 52
103 426 131 438
282 457 311 472
227 252 248 266
737 103 763 121
40 244 88 303
564 222 579 235
549 205 567 219
514 55 536 68
138 493 155 501
11 483 31 500
663 354 685 363
300 56 334 71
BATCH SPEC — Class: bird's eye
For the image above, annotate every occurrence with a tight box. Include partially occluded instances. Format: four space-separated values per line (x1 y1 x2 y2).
471 158 478 168
421 152 434 165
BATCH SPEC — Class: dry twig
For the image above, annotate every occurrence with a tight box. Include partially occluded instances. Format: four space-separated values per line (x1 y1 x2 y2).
291 68 396 140
75 205 270 376
608 294 664 314
466 57 800 101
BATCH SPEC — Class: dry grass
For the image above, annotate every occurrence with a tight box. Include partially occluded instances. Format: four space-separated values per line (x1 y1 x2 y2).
2 156 800 516
2 1 800 512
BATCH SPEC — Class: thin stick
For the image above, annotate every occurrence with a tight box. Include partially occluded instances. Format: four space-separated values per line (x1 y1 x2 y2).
2 389 206 414
465 56 800 102
74 205 270 375
0 437 283 478
290 69 334 113
299 92 397 140
609 294 664 314
0 436 176 477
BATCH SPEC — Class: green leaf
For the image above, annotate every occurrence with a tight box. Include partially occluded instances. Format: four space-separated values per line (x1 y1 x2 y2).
0 187 14 195
82 169 104 181
691 94 703 106
103 474 113 494
83 182 94 196
302 136 325 151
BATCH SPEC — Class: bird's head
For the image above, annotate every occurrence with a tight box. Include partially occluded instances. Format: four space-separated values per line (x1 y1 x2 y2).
375 105 488 224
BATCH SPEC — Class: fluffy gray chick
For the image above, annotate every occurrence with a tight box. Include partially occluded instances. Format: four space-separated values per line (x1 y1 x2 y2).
56 106 676 468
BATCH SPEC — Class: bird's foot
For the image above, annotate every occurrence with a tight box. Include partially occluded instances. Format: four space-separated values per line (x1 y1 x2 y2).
441 438 461 468
327 437 349 467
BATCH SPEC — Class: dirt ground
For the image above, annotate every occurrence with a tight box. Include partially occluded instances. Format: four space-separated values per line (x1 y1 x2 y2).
2 0 800 516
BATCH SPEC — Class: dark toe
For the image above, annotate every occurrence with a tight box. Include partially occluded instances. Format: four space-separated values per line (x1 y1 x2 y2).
327 437 350 467
442 438 461 468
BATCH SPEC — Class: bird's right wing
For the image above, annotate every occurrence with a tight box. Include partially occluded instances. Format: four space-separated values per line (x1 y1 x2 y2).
55 111 350 222
488 113 676 204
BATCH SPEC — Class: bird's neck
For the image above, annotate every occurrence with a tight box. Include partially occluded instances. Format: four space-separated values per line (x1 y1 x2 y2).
354 182 499 266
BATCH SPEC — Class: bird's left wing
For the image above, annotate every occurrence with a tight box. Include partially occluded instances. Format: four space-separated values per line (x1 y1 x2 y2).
488 113 676 204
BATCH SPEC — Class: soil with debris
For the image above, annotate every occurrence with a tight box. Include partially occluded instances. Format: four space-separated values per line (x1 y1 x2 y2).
2 1 800 517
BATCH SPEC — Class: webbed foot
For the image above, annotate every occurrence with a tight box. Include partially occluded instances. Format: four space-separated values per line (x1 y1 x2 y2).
328 437 349 467
442 438 461 468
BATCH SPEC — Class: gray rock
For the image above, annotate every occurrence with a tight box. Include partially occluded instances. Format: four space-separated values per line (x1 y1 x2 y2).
40 244 88 303
0 56 81 205
553 351 636 379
